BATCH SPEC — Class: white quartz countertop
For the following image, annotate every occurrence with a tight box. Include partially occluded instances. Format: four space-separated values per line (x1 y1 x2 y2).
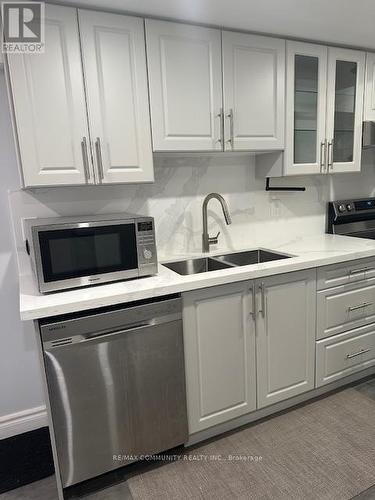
20 234 375 321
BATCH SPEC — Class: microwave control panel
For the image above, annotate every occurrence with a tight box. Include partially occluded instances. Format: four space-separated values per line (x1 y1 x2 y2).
136 219 158 274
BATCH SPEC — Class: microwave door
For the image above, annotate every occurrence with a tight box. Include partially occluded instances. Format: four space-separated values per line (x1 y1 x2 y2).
34 222 139 293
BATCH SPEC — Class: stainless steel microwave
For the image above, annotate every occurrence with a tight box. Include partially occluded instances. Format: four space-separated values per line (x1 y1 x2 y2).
24 213 158 293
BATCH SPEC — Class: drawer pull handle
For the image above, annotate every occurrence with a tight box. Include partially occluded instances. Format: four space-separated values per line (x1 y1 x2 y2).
346 348 371 359
348 302 373 312
349 267 372 275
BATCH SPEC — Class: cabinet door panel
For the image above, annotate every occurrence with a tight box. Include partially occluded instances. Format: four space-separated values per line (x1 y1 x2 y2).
79 10 153 183
7 5 90 187
146 20 223 151
285 41 328 175
223 32 285 151
256 270 316 408
317 279 375 339
183 283 256 433
316 323 375 387
325 47 365 173
364 53 375 121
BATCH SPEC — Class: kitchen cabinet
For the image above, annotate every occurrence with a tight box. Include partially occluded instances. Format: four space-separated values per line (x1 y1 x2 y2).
317 258 375 290
78 10 153 183
364 52 375 121
256 270 316 408
316 322 375 387
182 282 256 433
146 20 285 152
6 5 153 187
222 32 285 151
316 258 375 386
284 42 365 175
317 277 375 340
6 4 90 187
285 42 328 176
325 47 365 173
182 269 316 432
145 20 223 152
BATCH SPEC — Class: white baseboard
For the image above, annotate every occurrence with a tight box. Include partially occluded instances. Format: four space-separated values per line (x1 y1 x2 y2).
0 406 48 439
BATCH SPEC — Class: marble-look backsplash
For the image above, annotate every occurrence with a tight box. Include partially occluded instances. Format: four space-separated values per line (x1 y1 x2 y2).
8 152 375 275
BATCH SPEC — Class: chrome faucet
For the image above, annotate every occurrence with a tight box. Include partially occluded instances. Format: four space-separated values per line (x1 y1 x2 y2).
202 193 232 252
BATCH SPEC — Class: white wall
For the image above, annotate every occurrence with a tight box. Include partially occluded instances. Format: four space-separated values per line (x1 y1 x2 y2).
2 67 375 434
0 70 45 434
62 0 375 50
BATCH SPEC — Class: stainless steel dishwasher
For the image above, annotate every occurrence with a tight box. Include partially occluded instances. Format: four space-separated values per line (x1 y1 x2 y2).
40 295 188 488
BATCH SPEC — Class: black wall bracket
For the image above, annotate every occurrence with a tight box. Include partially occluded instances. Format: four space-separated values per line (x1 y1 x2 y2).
265 177 306 192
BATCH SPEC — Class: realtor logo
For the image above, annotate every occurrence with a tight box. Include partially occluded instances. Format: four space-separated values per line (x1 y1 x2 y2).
1 2 45 53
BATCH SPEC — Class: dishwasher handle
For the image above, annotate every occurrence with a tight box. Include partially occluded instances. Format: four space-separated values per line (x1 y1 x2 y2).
86 322 152 341
43 312 181 350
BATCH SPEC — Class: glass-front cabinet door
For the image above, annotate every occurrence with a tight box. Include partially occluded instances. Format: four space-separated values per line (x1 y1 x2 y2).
325 48 365 173
285 42 328 175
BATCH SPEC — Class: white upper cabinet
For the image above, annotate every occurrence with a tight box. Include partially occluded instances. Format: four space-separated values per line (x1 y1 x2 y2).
364 53 375 120
284 42 365 176
7 6 153 187
146 20 223 152
7 4 90 187
78 10 154 183
285 42 328 176
325 48 365 173
222 32 285 151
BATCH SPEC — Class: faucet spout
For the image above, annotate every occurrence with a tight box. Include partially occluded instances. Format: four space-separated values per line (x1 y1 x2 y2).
202 193 232 253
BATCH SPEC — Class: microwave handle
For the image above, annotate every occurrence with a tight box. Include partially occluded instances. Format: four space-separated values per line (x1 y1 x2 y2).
25 239 30 255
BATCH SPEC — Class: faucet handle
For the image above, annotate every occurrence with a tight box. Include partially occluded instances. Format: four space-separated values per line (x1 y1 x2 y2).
209 231 221 245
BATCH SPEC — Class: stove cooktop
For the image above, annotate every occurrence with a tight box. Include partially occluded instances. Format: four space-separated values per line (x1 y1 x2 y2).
327 197 375 239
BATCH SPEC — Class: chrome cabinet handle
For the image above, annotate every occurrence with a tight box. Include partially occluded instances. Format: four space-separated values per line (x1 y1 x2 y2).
216 108 224 148
346 348 371 359
95 137 104 182
327 140 333 171
349 267 372 275
320 141 327 173
81 137 90 182
258 282 266 317
347 302 373 312
226 109 234 150
249 286 256 318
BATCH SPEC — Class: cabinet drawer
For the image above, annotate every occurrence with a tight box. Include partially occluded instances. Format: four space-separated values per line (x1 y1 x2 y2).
316 323 375 387
317 258 375 290
317 278 375 339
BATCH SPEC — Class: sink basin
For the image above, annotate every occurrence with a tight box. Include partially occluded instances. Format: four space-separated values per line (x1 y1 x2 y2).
215 249 291 266
163 249 292 275
163 257 234 275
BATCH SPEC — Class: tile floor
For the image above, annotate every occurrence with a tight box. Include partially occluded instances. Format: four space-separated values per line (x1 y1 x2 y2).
2 377 375 500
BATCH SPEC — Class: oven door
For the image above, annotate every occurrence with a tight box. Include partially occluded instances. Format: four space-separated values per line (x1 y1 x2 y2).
33 221 139 293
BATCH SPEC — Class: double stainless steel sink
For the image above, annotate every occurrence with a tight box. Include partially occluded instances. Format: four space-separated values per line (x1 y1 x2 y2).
163 249 292 276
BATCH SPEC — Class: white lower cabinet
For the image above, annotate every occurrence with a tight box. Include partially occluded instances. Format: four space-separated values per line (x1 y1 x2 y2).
182 282 256 434
316 323 375 387
256 270 317 408
316 278 375 339
182 270 317 433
